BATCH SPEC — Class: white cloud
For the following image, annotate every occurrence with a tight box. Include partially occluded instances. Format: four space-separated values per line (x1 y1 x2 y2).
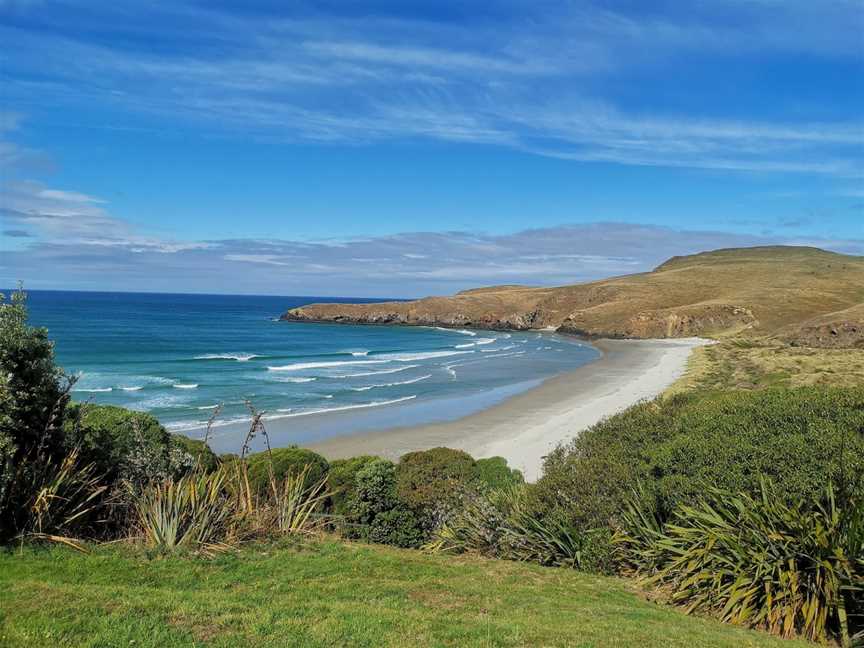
5 222 862 296
1 2 860 174
37 189 106 203
1 179 210 254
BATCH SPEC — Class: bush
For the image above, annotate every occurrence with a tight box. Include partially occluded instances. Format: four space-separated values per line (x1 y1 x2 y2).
348 458 400 526
534 387 864 531
345 458 423 546
395 447 478 529
0 288 73 541
64 404 204 488
0 288 69 460
475 456 523 490
368 507 425 548
615 479 863 645
327 455 378 516
246 446 329 493
170 434 218 472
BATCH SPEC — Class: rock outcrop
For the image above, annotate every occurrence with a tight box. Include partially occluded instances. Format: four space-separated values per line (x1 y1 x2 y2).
282 246 864 347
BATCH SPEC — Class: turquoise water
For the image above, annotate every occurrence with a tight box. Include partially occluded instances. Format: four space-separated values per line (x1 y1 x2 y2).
23 290 600 450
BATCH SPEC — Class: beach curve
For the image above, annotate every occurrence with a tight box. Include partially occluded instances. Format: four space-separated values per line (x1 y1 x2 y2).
310 337 709 481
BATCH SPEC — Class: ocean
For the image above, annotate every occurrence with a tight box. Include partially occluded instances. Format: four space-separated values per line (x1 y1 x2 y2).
21 290 600 452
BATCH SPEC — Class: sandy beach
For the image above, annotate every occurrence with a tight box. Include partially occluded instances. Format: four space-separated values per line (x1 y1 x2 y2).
310 337 708 481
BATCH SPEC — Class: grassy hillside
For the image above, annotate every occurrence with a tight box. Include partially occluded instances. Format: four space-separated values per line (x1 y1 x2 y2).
0 540 810 648
284 246 864 346
670 339 864 393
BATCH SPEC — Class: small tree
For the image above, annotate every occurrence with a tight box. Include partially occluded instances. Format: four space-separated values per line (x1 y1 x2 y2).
0 286 73 540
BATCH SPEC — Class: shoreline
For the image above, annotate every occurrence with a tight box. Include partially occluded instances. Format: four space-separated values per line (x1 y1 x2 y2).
309 337 708 481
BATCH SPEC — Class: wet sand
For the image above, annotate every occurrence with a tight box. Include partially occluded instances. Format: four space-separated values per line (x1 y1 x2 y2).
308 337 707 481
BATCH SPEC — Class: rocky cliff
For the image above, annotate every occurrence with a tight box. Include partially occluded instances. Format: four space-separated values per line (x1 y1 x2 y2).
282 246 864 347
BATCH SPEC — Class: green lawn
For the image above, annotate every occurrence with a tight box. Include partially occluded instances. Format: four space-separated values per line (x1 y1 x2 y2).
0 540 810 648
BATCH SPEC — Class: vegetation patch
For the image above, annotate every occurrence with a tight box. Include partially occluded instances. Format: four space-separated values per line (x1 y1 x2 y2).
670 340 864 393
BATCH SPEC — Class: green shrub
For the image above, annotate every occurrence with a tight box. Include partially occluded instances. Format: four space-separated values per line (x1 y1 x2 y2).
63 404 201 488
368 507 425 548
615 479 863 645
348 458 400 526
170 434 218 472
0 288 69 460
246 446 329 493
474 456 523 490
0 288 73 541
345 458 423 546
396 447 478 528
534 387 864 531
327 455 378 516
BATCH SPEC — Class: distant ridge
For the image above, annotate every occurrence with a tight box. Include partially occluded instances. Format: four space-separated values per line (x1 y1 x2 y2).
283 246 864 348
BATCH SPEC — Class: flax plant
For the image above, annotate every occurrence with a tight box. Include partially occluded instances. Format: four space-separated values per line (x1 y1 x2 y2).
270 464 332 534
615 478 863 645
135 468 237 556
427 485 610 571
21 448 107 552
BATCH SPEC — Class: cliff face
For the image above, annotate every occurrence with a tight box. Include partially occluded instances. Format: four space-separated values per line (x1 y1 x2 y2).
780 304 864 349
282 246 864 347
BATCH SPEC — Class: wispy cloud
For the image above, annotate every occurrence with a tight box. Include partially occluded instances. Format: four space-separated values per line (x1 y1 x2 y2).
5 219 863 296
1 1 861 174
1 179 210 253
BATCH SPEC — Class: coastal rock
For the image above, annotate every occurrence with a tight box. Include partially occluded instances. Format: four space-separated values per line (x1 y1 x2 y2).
558 304 756 339
783 318 864 349
281 247 864 348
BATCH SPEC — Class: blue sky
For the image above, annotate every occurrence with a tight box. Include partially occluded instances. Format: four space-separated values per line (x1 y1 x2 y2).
1 0 863 296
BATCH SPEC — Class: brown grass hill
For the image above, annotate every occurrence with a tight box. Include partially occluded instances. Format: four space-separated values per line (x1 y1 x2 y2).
282 246 864 348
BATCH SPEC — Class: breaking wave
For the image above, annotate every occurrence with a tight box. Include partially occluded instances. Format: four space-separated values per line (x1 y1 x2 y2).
350 374 431 391
268 395 417 419
267 359 388 371
380 350 473 362
332 365 420 378
194 353 260 362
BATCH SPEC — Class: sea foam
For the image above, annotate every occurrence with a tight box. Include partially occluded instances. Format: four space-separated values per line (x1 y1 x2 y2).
350 374 432 391
194 353 259 362
267 395 417 419
332 365 420 378
267 359 388 371
380 350 473 362
433 326 476 336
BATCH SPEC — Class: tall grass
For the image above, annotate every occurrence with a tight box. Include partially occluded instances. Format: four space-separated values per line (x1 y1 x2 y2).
615 479 863 646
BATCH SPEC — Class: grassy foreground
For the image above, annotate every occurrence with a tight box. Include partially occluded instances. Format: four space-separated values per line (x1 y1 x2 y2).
0 541 809 648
